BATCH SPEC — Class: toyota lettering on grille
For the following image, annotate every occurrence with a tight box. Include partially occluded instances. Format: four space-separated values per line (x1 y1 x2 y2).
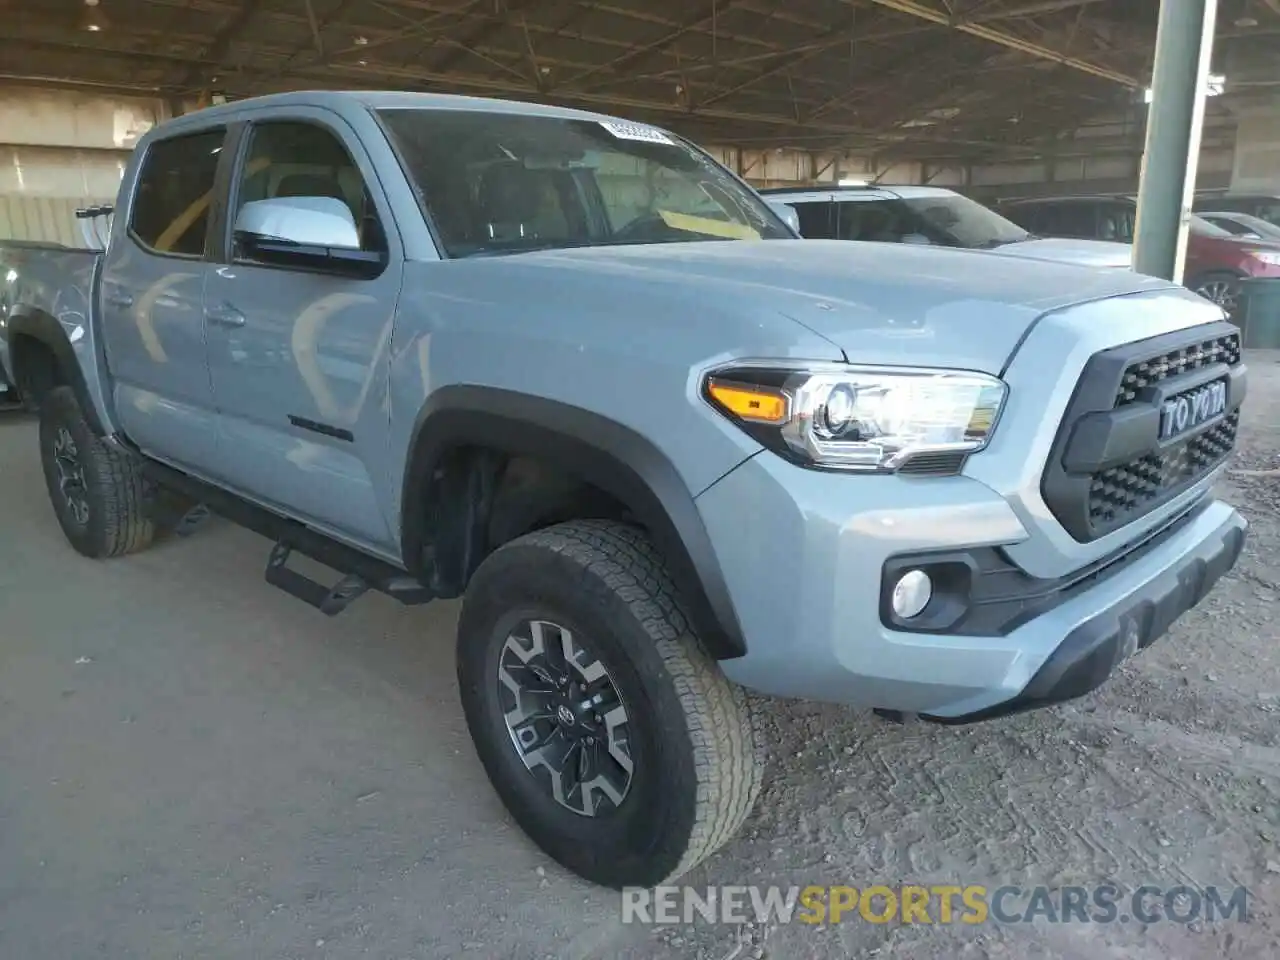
1159 379 1227 442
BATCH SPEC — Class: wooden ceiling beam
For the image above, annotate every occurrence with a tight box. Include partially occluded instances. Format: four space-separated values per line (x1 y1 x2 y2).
562 0 754 87
178 0 261 89
960 0 1110 24
861 0 1140 86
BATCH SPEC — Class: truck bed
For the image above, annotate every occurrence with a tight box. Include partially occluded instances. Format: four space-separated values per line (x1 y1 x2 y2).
0 240 105 406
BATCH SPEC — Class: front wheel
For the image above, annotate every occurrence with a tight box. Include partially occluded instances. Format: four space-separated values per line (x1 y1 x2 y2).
456 520 763 888
38 386 155 558
1189 271 1243 312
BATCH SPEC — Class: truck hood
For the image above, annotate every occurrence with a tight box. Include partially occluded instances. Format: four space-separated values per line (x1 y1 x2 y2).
507 239 1178 373
983 236 1134 269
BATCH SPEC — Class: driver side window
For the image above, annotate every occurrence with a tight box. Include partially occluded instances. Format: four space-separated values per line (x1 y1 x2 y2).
234 121 386 258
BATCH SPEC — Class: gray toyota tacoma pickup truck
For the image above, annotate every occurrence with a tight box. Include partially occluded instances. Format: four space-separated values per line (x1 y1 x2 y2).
0 91 1248 889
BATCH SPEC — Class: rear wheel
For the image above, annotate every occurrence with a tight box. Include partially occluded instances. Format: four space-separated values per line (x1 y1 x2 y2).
456 520 763 888
38 386 155 558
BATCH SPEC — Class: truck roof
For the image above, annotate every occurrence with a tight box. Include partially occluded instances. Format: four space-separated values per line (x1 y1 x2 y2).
152 89 649 138
999 194 1136 206
759 184 962 203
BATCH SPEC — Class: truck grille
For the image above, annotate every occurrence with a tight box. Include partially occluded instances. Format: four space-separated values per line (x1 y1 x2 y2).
1087 411 1239 529
1115 332 1241 406
1041 322 1244 543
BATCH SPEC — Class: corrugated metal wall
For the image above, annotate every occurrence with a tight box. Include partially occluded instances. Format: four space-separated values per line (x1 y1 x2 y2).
1232 110 1280 191
0 85 161 245
0 195 111 247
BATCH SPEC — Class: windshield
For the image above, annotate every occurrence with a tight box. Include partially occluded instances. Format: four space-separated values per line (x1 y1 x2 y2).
1201 212 1280 240
900 194 1030 248
378 109 791 257
1189 214 1234 238
1199 214 1255 237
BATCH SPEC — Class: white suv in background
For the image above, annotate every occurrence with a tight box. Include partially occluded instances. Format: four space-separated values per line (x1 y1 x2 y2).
763 184 1134 269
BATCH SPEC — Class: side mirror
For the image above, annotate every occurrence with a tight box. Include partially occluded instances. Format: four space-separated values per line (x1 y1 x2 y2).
765 200 802 236
233 197 383 278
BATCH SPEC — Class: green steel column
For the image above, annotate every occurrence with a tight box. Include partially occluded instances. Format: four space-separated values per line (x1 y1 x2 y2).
1132 0 1219 281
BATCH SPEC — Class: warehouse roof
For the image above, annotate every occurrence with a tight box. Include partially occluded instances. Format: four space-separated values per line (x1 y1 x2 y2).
6 1 1278 160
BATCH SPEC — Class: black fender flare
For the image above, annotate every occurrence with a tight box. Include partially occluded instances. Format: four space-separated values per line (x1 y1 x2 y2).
400 386 747 660
6 307 106 435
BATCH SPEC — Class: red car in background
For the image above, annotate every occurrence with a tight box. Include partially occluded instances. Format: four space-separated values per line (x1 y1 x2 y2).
998 194 1280 311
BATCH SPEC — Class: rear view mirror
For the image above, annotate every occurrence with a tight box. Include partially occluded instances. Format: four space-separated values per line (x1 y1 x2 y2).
234 197 383 278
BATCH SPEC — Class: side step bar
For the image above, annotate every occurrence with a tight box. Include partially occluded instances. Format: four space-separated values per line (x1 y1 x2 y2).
142 460 435 615
266 542 370 616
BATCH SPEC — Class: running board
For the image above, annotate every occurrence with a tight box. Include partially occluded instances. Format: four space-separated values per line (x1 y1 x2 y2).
140 459 436 615
263 540 434 615
265 542 370 616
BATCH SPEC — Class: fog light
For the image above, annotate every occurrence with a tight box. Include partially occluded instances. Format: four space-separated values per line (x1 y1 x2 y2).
891 570 932 619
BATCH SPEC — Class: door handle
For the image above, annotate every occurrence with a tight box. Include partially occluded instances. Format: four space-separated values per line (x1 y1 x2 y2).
105 292 133 308
206 304 247 328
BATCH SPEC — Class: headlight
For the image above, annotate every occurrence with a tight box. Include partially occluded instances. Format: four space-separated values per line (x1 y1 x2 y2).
704 363 1007 474
1247 250 1280 266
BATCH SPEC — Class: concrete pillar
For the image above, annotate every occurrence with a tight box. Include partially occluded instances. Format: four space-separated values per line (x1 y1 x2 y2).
1132 0 1218 282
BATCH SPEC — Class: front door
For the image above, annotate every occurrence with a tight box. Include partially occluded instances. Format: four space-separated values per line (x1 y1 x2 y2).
101 126 226 471
203 111 403 554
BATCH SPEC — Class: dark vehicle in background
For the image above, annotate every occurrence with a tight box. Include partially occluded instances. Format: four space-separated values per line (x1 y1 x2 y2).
1198 211 1280 242
762 184 1133 268
1193 192 1280 227
999 194 1280 311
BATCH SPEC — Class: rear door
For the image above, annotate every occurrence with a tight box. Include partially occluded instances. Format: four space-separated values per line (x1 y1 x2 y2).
101 127 227 470
203 110 403 554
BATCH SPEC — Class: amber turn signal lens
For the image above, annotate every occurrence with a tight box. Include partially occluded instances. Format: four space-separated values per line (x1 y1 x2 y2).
707 379 789 424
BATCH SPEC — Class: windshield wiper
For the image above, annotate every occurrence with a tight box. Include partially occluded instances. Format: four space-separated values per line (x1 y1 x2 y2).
464 240 593 258
972 234 1035 249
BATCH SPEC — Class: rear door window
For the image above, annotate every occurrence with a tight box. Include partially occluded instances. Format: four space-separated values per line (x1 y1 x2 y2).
1061 203 1099 239
835 199 921 243
1001 204 1043 232
791 201 836 239
1032 202 1097 239
1096 203 1134 242
129 128 226 256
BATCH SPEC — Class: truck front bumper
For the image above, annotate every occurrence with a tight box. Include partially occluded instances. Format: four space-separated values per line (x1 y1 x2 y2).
697 453 1246 720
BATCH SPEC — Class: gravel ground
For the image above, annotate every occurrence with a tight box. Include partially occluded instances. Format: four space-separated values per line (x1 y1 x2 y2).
1 354 1278 960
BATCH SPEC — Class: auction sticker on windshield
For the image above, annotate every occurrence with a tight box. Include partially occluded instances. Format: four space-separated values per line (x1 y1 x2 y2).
599 120 673 144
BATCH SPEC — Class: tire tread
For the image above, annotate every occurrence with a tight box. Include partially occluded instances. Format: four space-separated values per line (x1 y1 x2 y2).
511 519 764 883
42 386 154 557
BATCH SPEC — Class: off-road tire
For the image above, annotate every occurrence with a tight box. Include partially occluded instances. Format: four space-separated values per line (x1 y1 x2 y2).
457 519 764 888
38 386 155 558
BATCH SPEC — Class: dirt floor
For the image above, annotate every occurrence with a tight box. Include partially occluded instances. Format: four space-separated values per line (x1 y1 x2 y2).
1 355 1278 960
